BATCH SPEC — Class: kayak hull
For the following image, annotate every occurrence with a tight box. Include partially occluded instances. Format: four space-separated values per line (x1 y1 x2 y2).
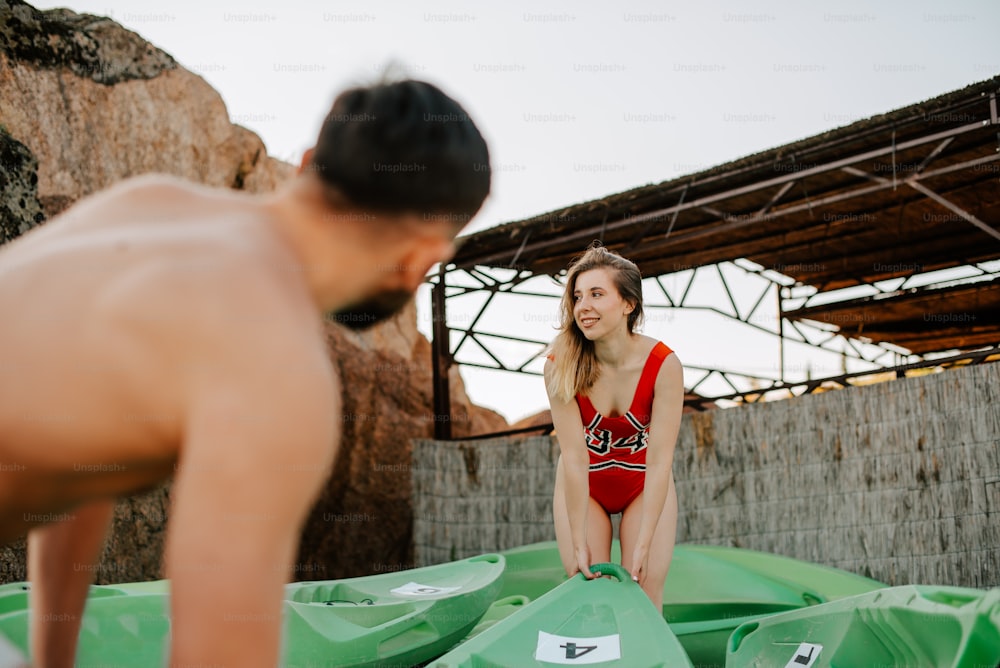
0 554 505 668
499 540 885 667
432 562 693 667
0 581 133 616
462 595 531 640
726 585 1000 668
283 553 505 667
0 593 170 666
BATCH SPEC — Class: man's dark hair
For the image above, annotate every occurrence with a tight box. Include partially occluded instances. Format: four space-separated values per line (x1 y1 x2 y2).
311 79 491 221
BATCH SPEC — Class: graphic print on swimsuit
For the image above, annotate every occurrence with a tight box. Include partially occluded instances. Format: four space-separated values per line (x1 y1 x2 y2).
583 413 649 456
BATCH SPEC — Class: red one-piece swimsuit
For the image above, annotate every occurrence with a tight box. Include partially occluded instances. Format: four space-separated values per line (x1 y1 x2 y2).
576 341 673 514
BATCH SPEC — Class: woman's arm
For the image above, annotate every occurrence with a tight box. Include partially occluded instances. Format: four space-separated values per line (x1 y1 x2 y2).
544 359 595 578
631 353 684 583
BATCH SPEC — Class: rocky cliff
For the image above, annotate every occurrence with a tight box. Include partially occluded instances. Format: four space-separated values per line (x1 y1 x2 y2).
0 0 506 583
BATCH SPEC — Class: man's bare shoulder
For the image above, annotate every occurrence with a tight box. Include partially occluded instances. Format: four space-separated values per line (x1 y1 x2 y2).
107 249 326 357
177 265 340 456
90 174 229 206
86 227 335 419
191 260 326 352
48 175 245 231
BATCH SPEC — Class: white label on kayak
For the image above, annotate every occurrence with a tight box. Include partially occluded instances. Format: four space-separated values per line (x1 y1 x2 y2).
783 642 822 668
534 631 621 664
389 582 460 597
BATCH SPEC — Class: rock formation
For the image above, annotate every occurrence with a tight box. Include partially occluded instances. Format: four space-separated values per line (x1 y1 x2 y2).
302 319 507 580
0 128 44 243
510 409 556 433
0 0 506 584
0 0 291 221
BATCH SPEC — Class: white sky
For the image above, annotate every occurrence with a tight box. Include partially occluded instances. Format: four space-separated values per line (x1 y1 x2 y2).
35 0 1000 423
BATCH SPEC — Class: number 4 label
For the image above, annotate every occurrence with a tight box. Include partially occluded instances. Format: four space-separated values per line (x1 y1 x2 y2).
783 642 822 668
535 631 621 664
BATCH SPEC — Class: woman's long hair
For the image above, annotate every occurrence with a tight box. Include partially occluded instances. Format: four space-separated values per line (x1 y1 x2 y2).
545 243 644 403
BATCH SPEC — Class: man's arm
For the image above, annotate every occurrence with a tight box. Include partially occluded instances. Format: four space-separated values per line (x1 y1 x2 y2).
166 347 339 668
27 499 115 668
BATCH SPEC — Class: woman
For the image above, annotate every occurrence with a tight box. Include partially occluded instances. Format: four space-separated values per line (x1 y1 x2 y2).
545 244 683 609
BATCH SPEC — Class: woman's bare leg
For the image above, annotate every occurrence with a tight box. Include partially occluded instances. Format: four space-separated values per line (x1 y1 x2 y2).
553 456 612 576
619 471 678 610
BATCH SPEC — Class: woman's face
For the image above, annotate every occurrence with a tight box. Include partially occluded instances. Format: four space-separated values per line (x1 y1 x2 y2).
572 267 633 340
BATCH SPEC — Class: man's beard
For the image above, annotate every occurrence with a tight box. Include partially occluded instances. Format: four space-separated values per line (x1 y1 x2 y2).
328 289 413 330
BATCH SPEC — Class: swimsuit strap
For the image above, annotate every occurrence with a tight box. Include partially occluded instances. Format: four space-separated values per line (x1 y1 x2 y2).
627 341 673 415
576 341 673 421
576 393 598 424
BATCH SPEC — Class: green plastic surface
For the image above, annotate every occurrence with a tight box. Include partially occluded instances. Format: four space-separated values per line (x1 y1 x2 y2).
432 562 693 667
497 541 572 601
0 554 505 668
0 592 170 666
664 543 884 667
462 595 531 641
0 582 30 617
1 542 910 667
498 541 887 667
282 553 505 667
681 544 885 603
0 581 130 616
726 585 1000 668
108 579 170 595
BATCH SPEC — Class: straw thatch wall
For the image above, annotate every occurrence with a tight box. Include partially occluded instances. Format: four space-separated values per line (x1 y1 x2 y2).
413 362 999 588
412 437 561 566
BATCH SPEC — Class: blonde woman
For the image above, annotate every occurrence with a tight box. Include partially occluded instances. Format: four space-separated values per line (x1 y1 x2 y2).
545 244 683 608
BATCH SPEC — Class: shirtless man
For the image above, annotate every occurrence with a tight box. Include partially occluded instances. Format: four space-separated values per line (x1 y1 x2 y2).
0 78 490 667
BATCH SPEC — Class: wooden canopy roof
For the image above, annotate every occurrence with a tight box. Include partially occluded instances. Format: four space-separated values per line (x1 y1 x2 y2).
449 76 1000 355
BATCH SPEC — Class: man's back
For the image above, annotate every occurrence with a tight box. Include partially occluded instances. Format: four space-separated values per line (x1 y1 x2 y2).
0 174 334 542
0 76 491 668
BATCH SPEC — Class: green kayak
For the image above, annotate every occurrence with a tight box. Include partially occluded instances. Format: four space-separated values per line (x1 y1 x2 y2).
497 541 571 601
0 580 132 616
432 562 693 667
0 553 505 668
0 583 30 616
282 553 505 667
679 544 885 603
726 584 1000 668
0 592 170 666
498 541 885 667
463 594 531 640
663 544 883 668
106 579 170 595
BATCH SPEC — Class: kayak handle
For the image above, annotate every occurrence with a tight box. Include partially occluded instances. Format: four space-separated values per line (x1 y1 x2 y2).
588 562 632 582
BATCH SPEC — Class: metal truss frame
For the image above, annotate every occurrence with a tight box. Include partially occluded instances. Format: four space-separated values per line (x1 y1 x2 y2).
429 91 1000 438
456 342 1000 441
428 258 994 438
